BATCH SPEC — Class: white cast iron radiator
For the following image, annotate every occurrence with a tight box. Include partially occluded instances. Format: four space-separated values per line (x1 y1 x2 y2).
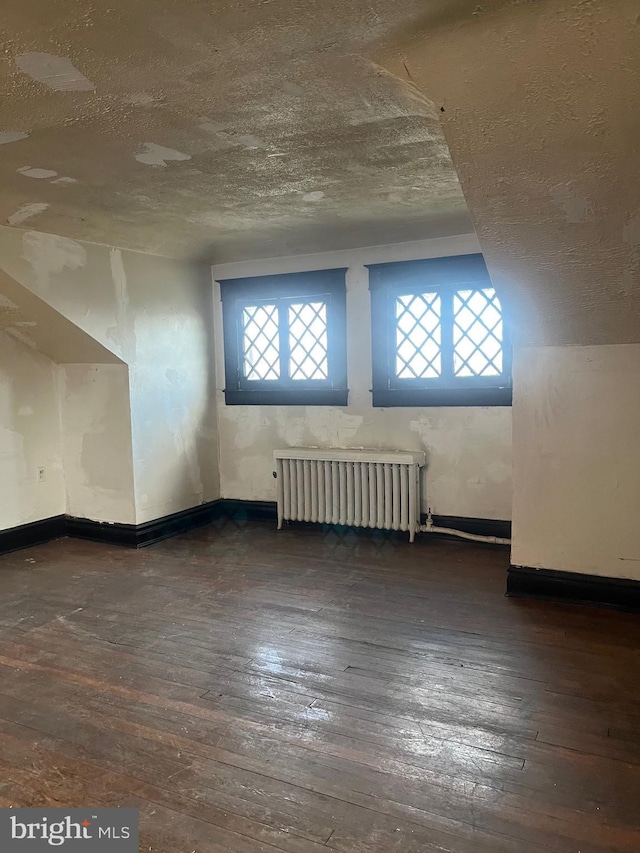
273 448 426 542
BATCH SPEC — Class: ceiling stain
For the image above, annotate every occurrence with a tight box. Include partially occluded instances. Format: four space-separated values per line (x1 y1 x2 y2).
134 143 192 168
17 166 58 180
0 0 472 260
7 201 49 226
0 131 29 145
15 52 96 92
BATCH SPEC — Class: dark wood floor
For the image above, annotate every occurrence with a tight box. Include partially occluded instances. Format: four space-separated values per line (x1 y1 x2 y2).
0 520 639 852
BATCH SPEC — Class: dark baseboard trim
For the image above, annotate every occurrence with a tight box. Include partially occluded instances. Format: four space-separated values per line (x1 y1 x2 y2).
0 515 66 556
65 516 139 548
1 501 510 556
220 503 512 540
219 500 278 522
507 565 640 612
66 500 226 549
425 514 511 540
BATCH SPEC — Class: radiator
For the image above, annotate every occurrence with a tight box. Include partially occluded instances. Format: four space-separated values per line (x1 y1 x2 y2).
273 448 426 542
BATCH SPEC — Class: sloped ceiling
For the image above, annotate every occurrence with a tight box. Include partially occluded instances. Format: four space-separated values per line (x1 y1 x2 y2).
0 268 122 364
0 0 481 262
378 0 640 345
2 0 638 347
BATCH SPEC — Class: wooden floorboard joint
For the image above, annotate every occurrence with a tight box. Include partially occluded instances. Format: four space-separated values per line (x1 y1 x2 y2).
0 522 638 852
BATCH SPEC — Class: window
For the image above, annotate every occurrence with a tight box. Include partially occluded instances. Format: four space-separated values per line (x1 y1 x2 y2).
219 269 347 405
368 254 511 407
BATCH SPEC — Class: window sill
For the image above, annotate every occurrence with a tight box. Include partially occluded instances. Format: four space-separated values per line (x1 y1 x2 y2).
372 387 512 408
224 388 349 407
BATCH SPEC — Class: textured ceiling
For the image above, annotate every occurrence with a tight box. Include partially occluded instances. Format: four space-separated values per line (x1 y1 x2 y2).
0 0 486 262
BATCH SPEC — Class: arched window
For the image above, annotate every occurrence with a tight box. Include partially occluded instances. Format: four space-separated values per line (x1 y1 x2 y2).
368 254 511 407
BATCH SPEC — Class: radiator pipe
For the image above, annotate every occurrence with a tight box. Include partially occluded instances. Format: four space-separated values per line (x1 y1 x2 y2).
420 510 511 546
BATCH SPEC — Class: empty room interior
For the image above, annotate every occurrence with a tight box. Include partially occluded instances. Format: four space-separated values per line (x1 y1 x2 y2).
1 0 639 850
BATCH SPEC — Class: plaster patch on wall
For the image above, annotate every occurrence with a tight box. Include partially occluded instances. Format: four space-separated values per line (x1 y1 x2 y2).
0 131 29 145
305 408 363 446
52 176 78 185
17 406 34 416
549 183 593 224
17 167 58 180
109 248 134 361
15 53 95 92
622 217 640 253
410 414 454 459
225 406 270 450
6 327 37 349
7 202 49 226
0 295 19 311
302 191 326 202
621 217 640 295
274 409 306 446
135 143 191 167
22 231 87 293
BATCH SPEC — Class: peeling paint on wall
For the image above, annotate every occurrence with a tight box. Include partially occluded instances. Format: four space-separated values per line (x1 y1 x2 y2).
7 203 49 227
108 248 135 361
15 53 95 92
0 295 19 311
22 231 87 293
305 407 363 445
549 183 593 224
0 330 65 529
213 239 512 519
5 327 37 349
135 143 191 167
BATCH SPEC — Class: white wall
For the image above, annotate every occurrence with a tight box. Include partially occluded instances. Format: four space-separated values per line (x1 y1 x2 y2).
212 235 513 520
0 331 64 529
60 364 136 524
0 227 220 525
511 344 640 579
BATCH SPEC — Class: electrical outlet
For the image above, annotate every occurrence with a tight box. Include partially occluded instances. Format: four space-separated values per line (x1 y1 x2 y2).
37 467 46 483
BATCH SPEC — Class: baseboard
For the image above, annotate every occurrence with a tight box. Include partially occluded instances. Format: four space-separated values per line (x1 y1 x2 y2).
425 514 511 540
0 500 510 556
0 515 66 556
66 500 226 549
219 499 278 522
507 565 640 612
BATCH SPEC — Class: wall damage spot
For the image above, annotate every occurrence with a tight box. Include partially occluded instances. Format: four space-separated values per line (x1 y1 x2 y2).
549 183 593 224
15 53 95 92
135 143 191 167
52 176 78 185
17 166 58 180
22 231 87 293
303 191 326 202
0 131 29 145
7 202 50 226
6 327 38 349
0 295 19 311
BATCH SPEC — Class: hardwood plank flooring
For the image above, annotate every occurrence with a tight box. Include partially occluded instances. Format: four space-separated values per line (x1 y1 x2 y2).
0 519 639 852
